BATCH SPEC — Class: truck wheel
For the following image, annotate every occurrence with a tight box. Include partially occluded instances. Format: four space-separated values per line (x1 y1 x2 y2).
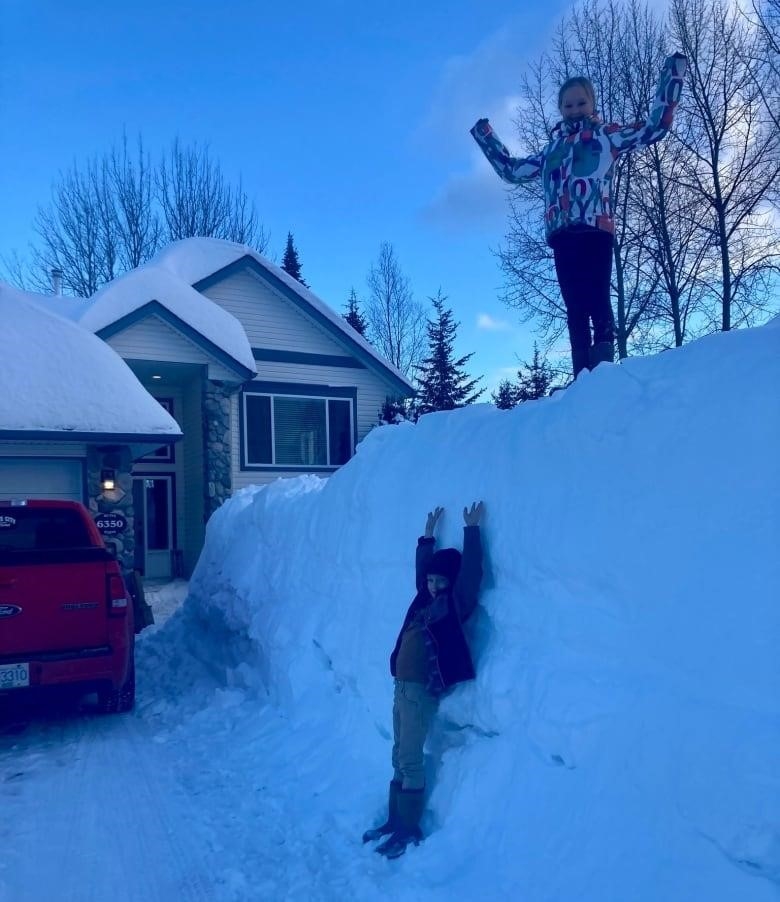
97 664 136 714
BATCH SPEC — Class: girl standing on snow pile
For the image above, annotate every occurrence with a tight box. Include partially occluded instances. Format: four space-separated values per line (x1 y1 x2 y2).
363 501 484 859
471 53 687 379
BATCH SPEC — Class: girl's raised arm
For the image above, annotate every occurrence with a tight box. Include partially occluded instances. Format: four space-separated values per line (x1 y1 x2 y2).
606 53 687 156
471 119 543 184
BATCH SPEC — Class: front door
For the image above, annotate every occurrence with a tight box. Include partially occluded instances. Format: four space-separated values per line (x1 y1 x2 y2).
132 476 174 579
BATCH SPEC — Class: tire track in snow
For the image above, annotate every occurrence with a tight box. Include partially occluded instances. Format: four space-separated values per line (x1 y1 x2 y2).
0 706 217 902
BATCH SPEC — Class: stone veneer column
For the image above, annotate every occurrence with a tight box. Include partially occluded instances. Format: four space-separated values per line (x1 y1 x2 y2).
203 378 234 521
87 445 135 573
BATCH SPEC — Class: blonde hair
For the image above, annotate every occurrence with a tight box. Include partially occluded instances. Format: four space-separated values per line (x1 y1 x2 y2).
558 77 597 112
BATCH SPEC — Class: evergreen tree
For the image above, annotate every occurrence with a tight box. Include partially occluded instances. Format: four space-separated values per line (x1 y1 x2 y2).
281 231 308 287
414 292 483 417
492 344 558 407
343 287 369 337
491 379 521 409
516 344 554 401
377 395 410 425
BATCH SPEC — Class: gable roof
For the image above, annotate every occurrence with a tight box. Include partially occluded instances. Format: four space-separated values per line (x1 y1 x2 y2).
78 264 256 380
150 238 415 396
0 282 181 444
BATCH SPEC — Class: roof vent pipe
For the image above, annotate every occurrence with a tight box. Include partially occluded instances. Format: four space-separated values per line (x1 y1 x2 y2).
51 268 63 296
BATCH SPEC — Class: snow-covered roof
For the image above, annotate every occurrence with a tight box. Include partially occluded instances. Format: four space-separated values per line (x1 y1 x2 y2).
0 282 181 440
150 238 414 392
79 262 257 378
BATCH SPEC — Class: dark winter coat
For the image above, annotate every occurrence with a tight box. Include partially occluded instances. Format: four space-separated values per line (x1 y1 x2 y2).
470 54 687 245
390 526 483 693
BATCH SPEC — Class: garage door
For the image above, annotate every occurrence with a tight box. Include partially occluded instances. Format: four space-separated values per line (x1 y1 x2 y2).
0 459 85 502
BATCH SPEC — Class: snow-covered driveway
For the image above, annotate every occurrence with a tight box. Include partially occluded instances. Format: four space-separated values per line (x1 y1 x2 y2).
0 702 217 902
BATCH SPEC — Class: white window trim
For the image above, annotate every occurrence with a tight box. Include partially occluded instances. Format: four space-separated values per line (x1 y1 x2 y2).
242 390 355 470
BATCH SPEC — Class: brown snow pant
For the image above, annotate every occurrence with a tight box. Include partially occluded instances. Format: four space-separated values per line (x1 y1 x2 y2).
391 679 439 791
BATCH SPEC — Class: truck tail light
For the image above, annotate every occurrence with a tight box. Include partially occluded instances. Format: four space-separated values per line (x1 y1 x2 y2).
107 572 129 616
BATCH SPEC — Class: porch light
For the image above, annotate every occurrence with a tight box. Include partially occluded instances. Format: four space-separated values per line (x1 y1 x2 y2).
100 469 116 491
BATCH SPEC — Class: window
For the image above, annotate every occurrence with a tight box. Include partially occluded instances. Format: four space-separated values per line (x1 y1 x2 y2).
0 508 92 553
243 387 355 469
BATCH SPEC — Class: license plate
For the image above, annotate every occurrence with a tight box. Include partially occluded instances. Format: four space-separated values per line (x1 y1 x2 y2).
0 662 30 689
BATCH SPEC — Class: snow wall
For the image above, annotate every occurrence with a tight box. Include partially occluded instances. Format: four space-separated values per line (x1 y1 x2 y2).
143 321 780 901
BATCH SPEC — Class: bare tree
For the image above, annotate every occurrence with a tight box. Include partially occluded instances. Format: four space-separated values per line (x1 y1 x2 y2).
1 249 34 291
3 137 270 296
743 0 780 134
157 138 268 250
631 140 712 347
29 155 119 297
364 242 426 377
671 0 780 331
109 134 161 271
623 32 713 349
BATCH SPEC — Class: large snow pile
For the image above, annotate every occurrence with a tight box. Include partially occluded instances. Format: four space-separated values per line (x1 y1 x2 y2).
140 321 780 901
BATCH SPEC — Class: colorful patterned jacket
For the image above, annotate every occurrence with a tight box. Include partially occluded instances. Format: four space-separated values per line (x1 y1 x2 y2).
471 54 687 245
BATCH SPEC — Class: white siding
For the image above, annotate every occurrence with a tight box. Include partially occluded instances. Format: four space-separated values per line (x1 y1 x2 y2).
0 442 88 458
107 316 236 381
202 269 352 356
230 361 396 494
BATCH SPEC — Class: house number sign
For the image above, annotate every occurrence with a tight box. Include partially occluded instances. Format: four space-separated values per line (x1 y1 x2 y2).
95 513 127 536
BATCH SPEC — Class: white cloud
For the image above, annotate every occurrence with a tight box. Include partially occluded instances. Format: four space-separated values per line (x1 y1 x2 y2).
419 155 511 230
477 312 511 331
416 15 545 155
415 12 549 233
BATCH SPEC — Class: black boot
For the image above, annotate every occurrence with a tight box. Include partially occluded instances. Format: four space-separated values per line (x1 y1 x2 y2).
589 340 614 369
375 788 424 858
362 780 401 843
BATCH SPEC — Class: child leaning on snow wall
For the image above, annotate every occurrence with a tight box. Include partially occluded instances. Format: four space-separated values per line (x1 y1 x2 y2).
471 53 687 379
363 501 484 859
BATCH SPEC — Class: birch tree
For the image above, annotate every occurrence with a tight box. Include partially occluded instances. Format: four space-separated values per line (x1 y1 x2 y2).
364 242 426 377
671 0 780 331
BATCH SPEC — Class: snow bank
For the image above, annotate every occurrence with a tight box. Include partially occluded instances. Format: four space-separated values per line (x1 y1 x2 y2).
141 322 780 901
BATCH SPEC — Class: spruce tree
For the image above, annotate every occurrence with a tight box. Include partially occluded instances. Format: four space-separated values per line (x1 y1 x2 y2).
492 344 557 407
377 396 409 425
516 344 554 401
343 287 369 337
491 379 521 409
414 292 483 417
281 231 308 287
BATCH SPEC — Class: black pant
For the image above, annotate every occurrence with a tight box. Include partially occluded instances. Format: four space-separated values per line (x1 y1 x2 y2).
551 229 615 376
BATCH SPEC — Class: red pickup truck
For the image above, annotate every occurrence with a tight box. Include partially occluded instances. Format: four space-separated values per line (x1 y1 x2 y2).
0 499 135 713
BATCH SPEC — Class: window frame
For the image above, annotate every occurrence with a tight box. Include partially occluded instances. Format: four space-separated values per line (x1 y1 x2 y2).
240 382 357 472
141 398 175 463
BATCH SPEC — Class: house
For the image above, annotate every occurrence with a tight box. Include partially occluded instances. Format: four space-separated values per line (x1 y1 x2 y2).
2 239 414 579
0 282 182 571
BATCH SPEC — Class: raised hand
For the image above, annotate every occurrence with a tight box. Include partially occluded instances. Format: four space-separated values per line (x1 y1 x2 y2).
463 501 484 526
424 506 444 538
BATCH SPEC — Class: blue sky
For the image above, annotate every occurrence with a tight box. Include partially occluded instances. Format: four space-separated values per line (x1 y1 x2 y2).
0 0 574 391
